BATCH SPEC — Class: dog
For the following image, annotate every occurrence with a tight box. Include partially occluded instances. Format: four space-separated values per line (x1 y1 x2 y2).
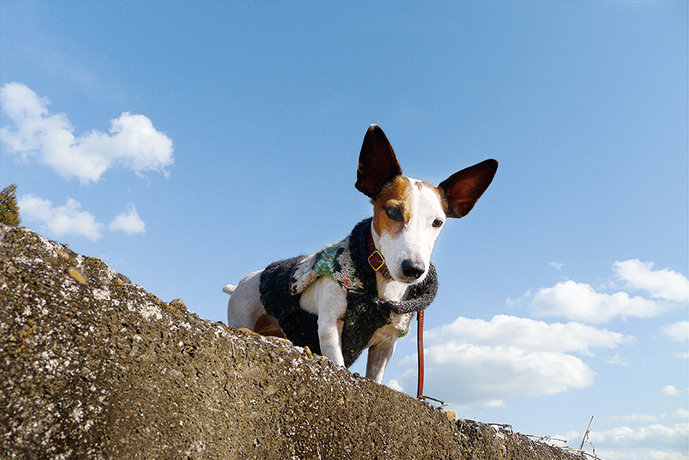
223 124 497 384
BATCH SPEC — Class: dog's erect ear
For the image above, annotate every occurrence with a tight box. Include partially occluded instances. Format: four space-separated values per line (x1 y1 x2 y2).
438 159 498 218
355 124 403 198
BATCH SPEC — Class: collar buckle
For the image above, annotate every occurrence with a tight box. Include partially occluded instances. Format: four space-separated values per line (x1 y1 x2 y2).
368 250 386 272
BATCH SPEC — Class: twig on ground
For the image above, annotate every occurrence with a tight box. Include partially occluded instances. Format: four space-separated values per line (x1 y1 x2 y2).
579 416 595 450
418 395 447 407
524 434 568 444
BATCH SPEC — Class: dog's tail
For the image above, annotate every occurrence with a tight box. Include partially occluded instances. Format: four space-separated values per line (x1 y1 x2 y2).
222 284 237 295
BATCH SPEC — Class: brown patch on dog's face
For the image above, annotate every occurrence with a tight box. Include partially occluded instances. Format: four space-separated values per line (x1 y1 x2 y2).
372 176 413 237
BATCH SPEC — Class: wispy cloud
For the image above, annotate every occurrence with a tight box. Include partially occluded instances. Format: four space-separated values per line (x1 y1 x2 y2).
385 379 404 392
518 260 688 324
614 260 689 304
549 261 565 272
425 315 631 356
18 194 104 241
505 289 531 308
590 422 689 456
0 82 174 184
660 322 689 344
109 204 145 235
606 351 630 367
661 385 685 397
18 195 147 241
394 315 632 408
530 280 663 323
674 409 689 421
604 414 659 424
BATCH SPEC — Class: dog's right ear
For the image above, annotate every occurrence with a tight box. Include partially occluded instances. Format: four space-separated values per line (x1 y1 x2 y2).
438 159 498 218
355 124 403 198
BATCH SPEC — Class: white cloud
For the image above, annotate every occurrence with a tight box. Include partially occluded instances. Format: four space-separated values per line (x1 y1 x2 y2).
674 409 689 421
604 411 689 425
606 351 630 366
393 315 631 408
386 379 404 392
109 204 145 235
505 289 531 308
662 385 683 397
18 194 104 241
597 449 689 460
522 260 687 324
614 260 689 304
0 82 174 184
426 315 632 356
549 261 565 271
418 342 593 405
590 422 689 453
605 414 659 424
660 322 689 344
530 280 663 323
18 194 147 240
591 411 689 459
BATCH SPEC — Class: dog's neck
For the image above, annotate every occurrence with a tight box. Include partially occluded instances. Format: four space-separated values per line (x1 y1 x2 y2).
370 221 410 302
376 275 408 302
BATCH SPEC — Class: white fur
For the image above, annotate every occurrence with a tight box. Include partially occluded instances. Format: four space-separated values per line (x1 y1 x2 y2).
225 270 264 330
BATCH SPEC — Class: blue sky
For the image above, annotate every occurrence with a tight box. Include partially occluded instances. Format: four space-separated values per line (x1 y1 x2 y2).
1 1 687 458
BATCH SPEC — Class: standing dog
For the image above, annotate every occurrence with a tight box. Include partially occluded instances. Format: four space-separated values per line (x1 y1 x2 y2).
224 125 497 384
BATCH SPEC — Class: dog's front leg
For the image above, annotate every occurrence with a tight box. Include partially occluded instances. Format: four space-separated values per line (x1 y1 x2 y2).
365 335 398 384
317 315 345 367
300 277 347 367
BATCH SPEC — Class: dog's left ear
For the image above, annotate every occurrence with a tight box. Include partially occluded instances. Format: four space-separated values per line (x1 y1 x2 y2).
355 124 403 198
438 159 498 218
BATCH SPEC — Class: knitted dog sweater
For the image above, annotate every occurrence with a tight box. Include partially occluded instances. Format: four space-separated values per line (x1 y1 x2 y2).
259 217 438 368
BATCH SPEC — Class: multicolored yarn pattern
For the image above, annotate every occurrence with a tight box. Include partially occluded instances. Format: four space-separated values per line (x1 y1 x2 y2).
291 238 364 296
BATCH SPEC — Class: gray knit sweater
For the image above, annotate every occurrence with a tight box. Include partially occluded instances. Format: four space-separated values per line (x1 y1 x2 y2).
259 218 438 368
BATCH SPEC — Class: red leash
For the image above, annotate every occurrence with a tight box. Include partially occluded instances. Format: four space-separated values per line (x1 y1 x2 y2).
416 310 424 399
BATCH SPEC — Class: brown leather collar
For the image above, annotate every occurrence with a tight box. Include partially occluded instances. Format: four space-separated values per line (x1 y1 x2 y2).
366 229 393 280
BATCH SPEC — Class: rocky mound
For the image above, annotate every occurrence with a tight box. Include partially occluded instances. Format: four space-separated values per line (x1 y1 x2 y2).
0 224 587 459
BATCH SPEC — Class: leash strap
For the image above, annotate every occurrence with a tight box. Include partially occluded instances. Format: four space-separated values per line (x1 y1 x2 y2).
416 309 425 399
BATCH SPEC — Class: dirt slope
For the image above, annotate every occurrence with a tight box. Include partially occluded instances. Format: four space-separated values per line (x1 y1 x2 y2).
0 224 587 459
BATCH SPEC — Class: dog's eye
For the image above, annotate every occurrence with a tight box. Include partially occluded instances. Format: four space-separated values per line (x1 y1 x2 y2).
432 218 444 228
385 206 403 222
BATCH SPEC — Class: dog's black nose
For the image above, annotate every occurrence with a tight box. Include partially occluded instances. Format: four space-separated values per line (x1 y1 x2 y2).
401 260 425 280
